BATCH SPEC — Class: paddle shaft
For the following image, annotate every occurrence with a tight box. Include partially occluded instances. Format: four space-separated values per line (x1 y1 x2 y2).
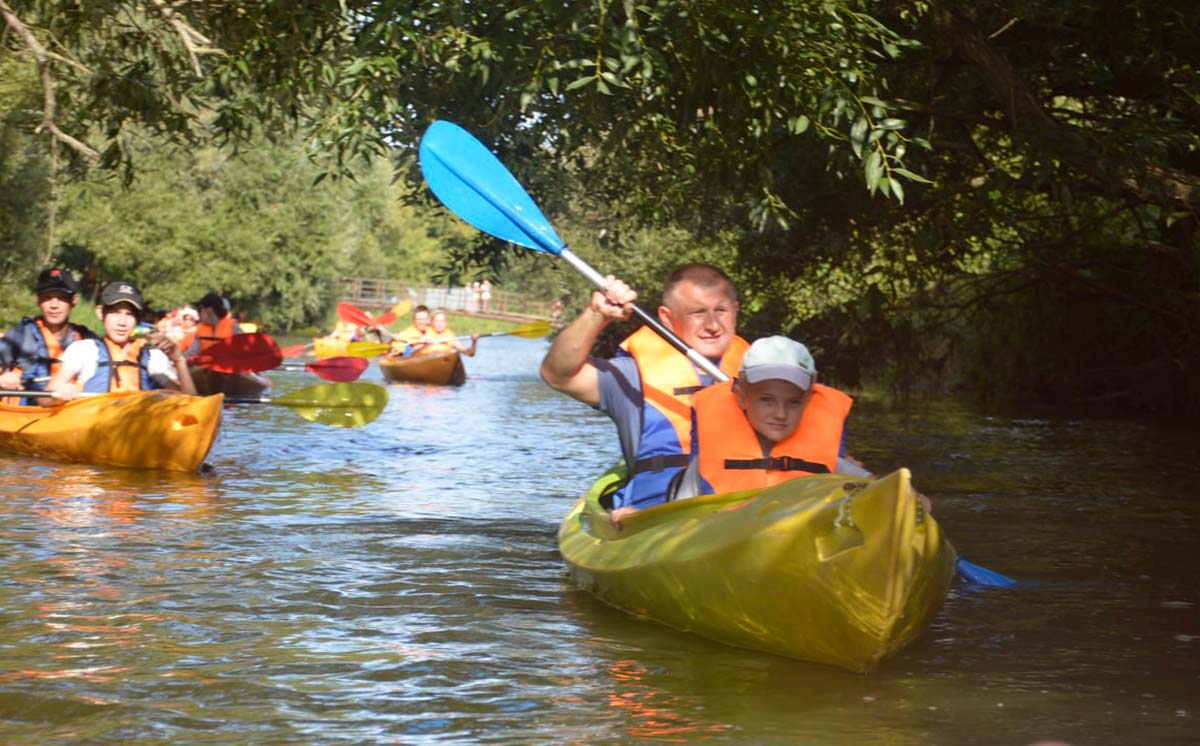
423 124 724 381
560 249 726 381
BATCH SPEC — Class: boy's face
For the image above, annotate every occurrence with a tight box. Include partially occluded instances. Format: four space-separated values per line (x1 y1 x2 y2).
414 311 431 331
734 378 809 443
102 304 140 343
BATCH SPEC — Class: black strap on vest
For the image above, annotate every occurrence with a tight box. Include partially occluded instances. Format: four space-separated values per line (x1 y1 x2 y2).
723 456 830 473
631 454 690 475
672 385 703 396
100 359 142 388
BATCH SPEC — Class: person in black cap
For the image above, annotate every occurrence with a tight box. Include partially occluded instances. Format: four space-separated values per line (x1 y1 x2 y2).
44 280 196 399
0 268 97 403
189 291 243 355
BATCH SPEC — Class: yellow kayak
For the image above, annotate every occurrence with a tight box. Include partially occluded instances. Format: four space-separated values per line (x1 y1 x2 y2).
558 467 956 672
0 391 223 471
313 336 349 359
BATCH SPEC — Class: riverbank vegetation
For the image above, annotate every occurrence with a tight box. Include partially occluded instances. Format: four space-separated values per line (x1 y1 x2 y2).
2 1 1195 413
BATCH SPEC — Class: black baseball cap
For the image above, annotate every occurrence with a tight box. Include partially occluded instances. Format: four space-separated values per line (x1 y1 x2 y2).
195 292 229 312
36 268 78 296
99 281 145 313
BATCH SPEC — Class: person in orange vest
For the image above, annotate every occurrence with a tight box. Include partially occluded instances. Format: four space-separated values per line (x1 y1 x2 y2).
667 336 929 513
421 309 479 356
388 305 433 356
45 281 196 399
540 264 751 519
0 268 97 404
188 292 243 354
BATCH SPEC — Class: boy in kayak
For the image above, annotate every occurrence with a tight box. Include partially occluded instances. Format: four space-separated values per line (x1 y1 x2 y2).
540 264 751 513
666 335 930 516
0 268 97 403
669 336 864 502
45 281 197 399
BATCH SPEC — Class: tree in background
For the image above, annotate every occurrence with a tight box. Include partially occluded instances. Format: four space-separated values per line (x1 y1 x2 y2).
2 1 1196 410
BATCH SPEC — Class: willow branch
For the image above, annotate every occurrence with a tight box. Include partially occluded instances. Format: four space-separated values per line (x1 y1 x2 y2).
149 0 225 76
0 1 100 161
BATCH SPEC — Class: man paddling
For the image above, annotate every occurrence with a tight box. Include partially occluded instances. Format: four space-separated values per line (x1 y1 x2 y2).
388 304 434 357
540 264 750 521
0 268 97 404
46 281 197 399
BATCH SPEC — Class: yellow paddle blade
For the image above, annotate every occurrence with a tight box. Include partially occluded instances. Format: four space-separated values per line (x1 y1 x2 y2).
273 382 388 427
504 320 553 338
345 340 392 358
389 299 413 318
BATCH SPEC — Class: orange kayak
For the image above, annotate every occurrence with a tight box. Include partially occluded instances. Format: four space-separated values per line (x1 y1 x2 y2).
0 391 223 471
379 351 465 386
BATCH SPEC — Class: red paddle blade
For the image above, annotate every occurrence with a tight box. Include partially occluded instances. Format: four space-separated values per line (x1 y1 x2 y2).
336 302 375 327
305 356 369 382
374 310 397 327
188 333 283 373
280 343 311 358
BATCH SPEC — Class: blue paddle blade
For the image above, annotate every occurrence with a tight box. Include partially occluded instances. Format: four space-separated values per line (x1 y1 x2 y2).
419 120 566 256
956 558 1017 588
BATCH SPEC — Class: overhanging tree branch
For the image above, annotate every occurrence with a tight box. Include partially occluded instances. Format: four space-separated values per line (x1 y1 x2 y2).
0 0 99 161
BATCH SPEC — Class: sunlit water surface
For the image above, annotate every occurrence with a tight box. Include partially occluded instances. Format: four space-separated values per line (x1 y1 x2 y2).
0 337 1196 744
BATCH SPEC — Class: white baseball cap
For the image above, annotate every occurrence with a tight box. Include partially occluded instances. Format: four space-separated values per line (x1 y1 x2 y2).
739 336 817 390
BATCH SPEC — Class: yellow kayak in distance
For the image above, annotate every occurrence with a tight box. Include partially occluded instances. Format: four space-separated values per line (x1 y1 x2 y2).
558 467 957 672
0 390 223 472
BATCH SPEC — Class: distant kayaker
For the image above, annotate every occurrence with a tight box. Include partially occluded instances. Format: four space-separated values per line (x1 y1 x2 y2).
0 268 98 403
45 281 197 399
189 291 244 354
540 263 751 519
421 309 479 357
388 304 433 357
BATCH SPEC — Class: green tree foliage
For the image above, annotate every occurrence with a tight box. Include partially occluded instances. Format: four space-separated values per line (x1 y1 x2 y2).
52 136 465 328
3 0 1197 411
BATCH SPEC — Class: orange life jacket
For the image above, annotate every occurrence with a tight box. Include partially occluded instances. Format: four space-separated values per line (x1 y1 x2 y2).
612 326 749 508
92 338 153 392
195 316 236 352
693 380 852 495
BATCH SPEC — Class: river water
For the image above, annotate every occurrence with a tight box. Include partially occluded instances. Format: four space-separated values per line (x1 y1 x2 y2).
0 337 1196 745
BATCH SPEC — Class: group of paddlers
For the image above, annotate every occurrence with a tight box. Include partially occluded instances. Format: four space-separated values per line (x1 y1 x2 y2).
327 305 479 358
0 270 251 403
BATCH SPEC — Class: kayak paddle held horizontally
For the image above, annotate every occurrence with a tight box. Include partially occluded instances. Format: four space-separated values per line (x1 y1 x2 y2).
418 120 1016 589
187 333 283 374
224 382 388 428
188 335 367 382
343 319 555 359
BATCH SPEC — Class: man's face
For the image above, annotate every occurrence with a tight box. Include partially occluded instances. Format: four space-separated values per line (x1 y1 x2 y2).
414 311 431 331
734 378 809 443
103 304 139 343
659 280 739 361
198 306 219 327
37 290 76 327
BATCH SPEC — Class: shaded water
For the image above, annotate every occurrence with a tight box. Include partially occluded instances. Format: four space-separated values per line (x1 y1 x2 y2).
0 337 1196 744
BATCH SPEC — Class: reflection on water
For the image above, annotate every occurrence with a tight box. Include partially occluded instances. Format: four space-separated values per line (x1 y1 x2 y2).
0 338 1196 744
